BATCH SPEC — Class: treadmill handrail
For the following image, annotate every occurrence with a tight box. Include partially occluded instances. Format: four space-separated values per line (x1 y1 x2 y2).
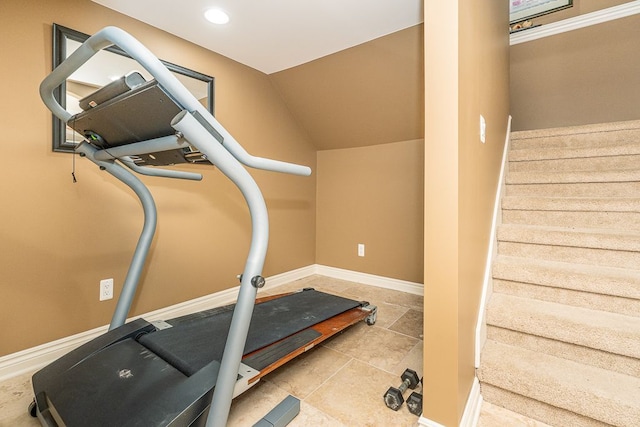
39 26 311 177
39 26 308 427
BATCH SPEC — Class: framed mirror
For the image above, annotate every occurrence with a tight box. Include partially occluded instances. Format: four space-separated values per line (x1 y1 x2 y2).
51 24 215 153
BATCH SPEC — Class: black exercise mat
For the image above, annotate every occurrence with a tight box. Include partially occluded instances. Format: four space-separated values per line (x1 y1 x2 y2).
138 289 361 376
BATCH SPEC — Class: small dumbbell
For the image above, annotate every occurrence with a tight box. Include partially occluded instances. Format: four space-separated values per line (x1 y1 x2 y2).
407 391 423 415
383 368 420 411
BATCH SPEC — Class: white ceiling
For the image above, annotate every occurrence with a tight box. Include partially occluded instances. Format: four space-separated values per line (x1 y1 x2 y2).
91 0 424 74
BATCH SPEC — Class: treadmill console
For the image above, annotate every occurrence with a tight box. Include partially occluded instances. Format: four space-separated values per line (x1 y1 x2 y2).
69 74 219 166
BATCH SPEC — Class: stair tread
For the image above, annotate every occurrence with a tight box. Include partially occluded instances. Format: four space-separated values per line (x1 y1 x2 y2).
486 293 640 358
510 120 640 141
498 223 640 249
479 340 640 426
509 143 640 161
493 255 640 300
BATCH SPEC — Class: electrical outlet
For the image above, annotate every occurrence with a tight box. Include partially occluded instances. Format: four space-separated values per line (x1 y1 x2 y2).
358 244 365 257
100 278 114 301
480 115 486 143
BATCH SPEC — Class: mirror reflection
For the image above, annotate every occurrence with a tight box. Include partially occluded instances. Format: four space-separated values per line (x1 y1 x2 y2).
52 24 214 152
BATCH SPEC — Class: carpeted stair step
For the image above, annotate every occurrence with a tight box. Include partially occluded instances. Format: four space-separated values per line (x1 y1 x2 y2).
497 224 640 269
485 294 640 361
506 169 640 185
509 138 640 162
510 120 640 151
492 256 640 316
501 196 640 229
486 325 640 378
505 181 640 198
481 383 613 427
479 340 640 427
509 153 640 173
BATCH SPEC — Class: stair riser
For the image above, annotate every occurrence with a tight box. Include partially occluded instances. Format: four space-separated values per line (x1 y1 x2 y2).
506 182 640 197
507 170 640 185
509 154 640 173
492 279 640 318
480 384 614 427
498 241 640 270
511 127 640 150
498 225 640 253
502 210 640 229
509 143 640 162
502 197 640 213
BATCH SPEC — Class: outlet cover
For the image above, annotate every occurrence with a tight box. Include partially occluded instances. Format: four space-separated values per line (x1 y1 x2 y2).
100 278 114 301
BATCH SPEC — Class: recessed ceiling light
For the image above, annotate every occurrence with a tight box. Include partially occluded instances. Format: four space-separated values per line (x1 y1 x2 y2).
204 8 230 25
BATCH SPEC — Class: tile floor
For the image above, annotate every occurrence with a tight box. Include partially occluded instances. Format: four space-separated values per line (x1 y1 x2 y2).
0 275 544 427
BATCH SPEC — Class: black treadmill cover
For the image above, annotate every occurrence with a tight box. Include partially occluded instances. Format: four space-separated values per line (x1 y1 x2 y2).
138 289 361 376
68 80 215 166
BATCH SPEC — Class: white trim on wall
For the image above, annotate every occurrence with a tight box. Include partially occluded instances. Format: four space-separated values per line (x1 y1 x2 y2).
0 265 422 382
475 116 512 369
418 377 482 427
314 265 424 295
510 0 640 45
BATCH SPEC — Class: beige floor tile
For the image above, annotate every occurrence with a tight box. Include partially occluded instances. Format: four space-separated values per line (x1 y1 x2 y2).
261 276 320 295
391 341 424 378
289 401 346 427
297 277 365 300
262 276 362 301
305 359 420 427
0 371 39 427
371 302 409 329
264 346 351 399
229 380 346 427
227 380 291 426
323 323 419 373
353 286 424 311
389 308 424 340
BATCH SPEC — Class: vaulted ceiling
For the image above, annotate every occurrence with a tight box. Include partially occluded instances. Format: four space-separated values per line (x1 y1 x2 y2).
270 25 424 150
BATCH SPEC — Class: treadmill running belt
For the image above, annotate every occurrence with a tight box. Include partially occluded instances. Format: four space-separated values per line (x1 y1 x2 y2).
138 289 361 376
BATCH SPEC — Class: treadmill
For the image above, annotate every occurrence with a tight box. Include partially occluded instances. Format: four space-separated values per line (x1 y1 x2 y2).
33 26 377 427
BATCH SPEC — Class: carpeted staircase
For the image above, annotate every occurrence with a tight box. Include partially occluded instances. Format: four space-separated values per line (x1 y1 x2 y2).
478 120 640 427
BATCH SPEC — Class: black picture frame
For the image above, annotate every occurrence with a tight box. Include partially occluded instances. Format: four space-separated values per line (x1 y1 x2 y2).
51 24 215 153
509 0 573 24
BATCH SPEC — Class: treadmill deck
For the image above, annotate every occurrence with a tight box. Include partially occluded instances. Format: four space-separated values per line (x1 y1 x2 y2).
31 289 375 427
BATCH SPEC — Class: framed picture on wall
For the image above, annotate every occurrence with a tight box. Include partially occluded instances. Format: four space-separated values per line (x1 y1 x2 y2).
510 0 573 23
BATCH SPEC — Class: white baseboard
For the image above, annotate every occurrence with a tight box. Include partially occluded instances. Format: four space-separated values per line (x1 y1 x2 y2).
460 377 483 427
314 265 424 295
0 264 420 382
418 376 482 427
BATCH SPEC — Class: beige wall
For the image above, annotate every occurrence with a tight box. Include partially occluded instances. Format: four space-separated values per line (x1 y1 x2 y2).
511 5 640 131
316 140 424 283
270 25 424 151
0 0 316 356
423 0 510 425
